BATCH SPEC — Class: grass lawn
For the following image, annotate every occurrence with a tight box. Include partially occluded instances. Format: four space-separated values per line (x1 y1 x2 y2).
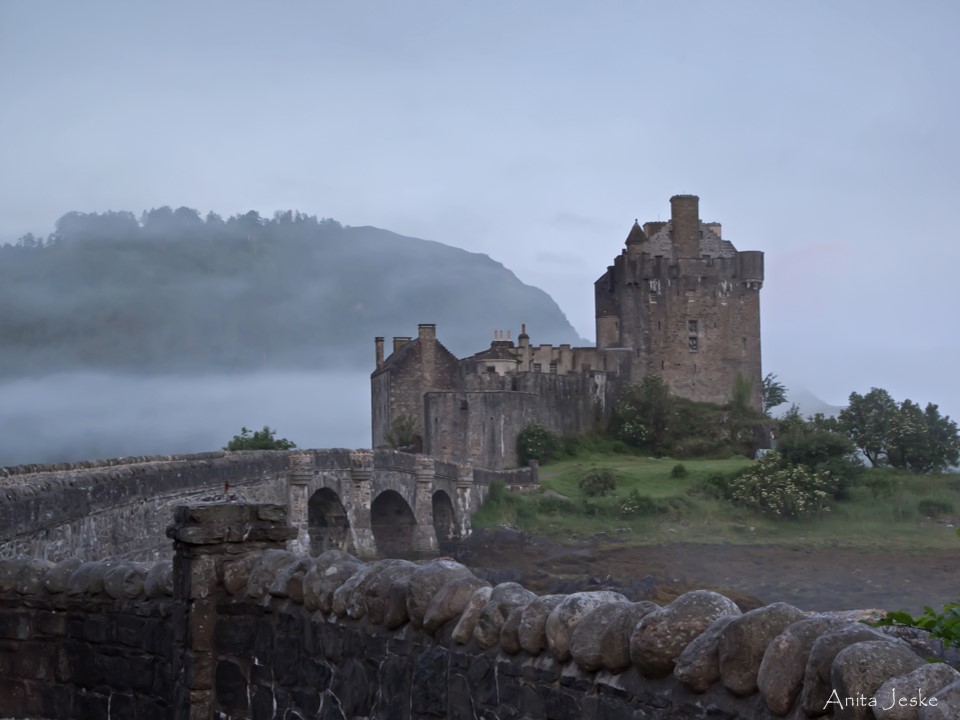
472 453 960 553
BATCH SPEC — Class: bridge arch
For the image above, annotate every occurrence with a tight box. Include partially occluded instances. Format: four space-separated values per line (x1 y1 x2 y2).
370 489 417 558
307 488 349 555
431 490 458 551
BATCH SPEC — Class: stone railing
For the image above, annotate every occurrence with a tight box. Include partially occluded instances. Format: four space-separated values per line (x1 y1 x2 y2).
3 502 958 720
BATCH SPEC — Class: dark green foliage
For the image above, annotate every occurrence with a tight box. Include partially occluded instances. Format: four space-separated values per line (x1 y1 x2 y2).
777 422 862 500
612 376 760 458
578 469 618 497
612 376 673 452
386 414 418 449
670 463 688 478
224 426 296 451
839 388 960 473
762 373 788 414
517 423 561 465
538 495 576 514
839 388 898 467
872 601 960 649
617 489 662 517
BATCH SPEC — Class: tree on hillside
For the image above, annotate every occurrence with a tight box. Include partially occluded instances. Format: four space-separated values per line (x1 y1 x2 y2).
762 373 788 414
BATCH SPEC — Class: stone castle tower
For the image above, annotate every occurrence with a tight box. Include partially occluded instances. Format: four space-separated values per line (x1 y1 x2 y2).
372 195 764 468
595 194 764 408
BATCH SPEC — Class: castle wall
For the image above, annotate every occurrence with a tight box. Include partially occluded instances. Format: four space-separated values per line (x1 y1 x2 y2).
424 372 617 469
5 503 948 720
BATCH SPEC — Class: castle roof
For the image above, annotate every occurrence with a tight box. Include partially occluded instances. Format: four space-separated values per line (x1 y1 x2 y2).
625 220 647 245
471 343 518 362
645 221 737 258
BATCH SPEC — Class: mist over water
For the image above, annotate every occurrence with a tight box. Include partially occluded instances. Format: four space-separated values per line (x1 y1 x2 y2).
0 371 371 467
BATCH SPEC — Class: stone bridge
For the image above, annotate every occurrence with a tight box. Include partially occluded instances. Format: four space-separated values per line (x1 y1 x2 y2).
0 449 536 562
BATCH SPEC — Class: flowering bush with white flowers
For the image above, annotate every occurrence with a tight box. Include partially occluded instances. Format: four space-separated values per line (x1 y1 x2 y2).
726 452 836 518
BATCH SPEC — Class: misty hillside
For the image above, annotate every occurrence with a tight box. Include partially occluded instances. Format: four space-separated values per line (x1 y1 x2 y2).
0 208 585 376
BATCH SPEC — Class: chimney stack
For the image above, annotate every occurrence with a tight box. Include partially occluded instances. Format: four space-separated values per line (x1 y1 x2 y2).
670 194 700 258
418 323 436 343
375 337 384 369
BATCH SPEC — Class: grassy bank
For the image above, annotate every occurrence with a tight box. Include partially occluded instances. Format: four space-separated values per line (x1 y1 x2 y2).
472 453 960 552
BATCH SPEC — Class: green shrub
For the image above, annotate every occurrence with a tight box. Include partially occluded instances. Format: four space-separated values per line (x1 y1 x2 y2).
579 469 618 497
725 452 837 518
618 489 661 517
224 425 296 451
537 494 574 515
917 498 955 518
872 601 960 649
581 498 613 517
487 480 506 504
690 472 733 500
670 463 688 478
561 435 582 457
517 423 561 465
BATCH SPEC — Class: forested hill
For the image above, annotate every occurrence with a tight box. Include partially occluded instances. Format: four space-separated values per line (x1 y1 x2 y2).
0 208 586 376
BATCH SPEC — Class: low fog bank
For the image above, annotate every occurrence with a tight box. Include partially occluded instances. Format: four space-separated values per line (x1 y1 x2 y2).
0 371 371 468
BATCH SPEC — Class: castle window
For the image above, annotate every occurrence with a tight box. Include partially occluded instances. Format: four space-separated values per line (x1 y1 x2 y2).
657 321 661 330
533 363 542 373
486 366 496 373
688 336 699 352
688 320 698 333
549 363 558 375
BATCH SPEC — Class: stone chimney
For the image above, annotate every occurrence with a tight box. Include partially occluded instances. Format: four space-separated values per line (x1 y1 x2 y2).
418 324 436 343
670 194 700 258
375 337 384 369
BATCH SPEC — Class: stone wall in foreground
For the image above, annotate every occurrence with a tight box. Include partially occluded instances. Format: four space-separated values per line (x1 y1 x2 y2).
1 502 958 720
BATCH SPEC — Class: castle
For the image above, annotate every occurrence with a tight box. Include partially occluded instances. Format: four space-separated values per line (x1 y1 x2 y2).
371 195 764 469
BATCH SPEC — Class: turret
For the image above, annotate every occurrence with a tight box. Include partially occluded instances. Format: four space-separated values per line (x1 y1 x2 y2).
625 220 647 253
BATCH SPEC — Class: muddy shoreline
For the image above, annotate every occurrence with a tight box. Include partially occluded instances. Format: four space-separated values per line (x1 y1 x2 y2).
452 529 958 615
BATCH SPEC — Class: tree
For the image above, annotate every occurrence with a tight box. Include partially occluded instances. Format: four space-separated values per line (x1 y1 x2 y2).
838 388 898 466
762 373 788 414
839 389 960 473
613 376 675 453
887 401 960 473
224 426 296 451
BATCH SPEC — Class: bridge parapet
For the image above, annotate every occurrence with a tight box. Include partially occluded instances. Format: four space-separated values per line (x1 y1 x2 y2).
0 449 535 563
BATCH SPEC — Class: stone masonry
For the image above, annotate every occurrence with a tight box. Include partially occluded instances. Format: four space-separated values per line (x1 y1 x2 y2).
1 502 957 720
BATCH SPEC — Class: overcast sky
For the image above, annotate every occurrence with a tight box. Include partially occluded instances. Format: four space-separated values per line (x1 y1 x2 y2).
2 1 958 418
